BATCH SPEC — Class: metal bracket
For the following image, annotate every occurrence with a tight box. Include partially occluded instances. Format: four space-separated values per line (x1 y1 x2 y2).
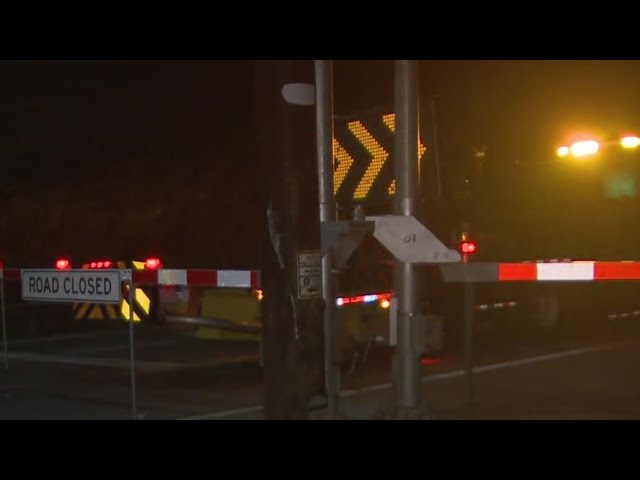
366 215 461 264
321 220 375 269
120 269 132 282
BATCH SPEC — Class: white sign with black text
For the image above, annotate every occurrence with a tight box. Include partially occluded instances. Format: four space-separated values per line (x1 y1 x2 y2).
297 250 321 298
21 269 122 304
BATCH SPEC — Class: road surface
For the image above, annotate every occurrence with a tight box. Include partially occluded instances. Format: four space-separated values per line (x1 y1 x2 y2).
2 309 640 419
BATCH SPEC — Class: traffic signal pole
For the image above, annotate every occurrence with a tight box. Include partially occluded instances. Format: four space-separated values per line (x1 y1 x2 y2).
393 60 423 416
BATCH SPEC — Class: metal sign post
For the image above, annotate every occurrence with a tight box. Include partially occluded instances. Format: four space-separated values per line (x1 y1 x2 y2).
464 281 475 411
315 59 340 417
19 268 126 412
127 277 138 420
393 60 422 416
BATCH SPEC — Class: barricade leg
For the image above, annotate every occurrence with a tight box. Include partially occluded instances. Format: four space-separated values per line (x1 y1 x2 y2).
128 280 138 419
464 282 475 411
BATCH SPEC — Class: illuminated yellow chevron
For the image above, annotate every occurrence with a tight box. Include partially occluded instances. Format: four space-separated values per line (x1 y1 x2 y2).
383 113 426 196
349 121 389 200
383 113 395 132
382 113 427 157
333 138 354 195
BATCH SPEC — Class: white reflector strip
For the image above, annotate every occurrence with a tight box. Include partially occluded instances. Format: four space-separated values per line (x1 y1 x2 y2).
537 262 595 281
217 270 251 288
158 269 188 286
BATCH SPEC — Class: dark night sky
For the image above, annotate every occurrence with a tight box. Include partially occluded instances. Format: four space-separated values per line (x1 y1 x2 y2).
2 60 640 172
1 60 640 265
334 60 640 163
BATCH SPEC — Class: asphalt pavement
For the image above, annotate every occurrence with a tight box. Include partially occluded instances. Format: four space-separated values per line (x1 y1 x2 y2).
2 308 640 419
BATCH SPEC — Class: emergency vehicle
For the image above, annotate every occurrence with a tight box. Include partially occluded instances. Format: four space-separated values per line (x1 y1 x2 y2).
457 134 640 332
325 109 640 349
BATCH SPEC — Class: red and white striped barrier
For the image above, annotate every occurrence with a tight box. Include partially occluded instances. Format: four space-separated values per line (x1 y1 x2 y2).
5 261 640 285
440 261 640 283
131 269 260 288
0 268 260 288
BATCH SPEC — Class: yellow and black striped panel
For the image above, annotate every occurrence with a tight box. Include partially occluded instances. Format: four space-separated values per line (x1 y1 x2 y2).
72 260 152 323
333 111 427 207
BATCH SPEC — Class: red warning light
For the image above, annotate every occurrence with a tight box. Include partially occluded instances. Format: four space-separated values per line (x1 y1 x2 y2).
96 261 104 268
103 261 112 269
145 258 162 270
461 241 477 254
90 262 97 269
56 258 71 270
420 356 442 366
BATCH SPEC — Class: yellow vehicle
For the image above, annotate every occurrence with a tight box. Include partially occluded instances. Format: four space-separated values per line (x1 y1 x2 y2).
159 285 263 341
64 252 392 351
156 254 394 347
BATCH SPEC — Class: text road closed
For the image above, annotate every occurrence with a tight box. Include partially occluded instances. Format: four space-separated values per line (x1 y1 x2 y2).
21 270 122 304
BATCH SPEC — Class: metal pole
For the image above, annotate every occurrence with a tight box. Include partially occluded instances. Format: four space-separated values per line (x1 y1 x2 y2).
464 281 475 412
315 59 340 417
393 60 422 415
1 278 7 371
128 280 138 419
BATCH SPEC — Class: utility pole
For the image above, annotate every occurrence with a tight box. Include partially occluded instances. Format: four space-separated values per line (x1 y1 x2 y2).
254 60 325 419
392 60 422 417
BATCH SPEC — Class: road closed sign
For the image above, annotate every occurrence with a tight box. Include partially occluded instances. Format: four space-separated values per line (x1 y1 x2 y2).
21 269 122 304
